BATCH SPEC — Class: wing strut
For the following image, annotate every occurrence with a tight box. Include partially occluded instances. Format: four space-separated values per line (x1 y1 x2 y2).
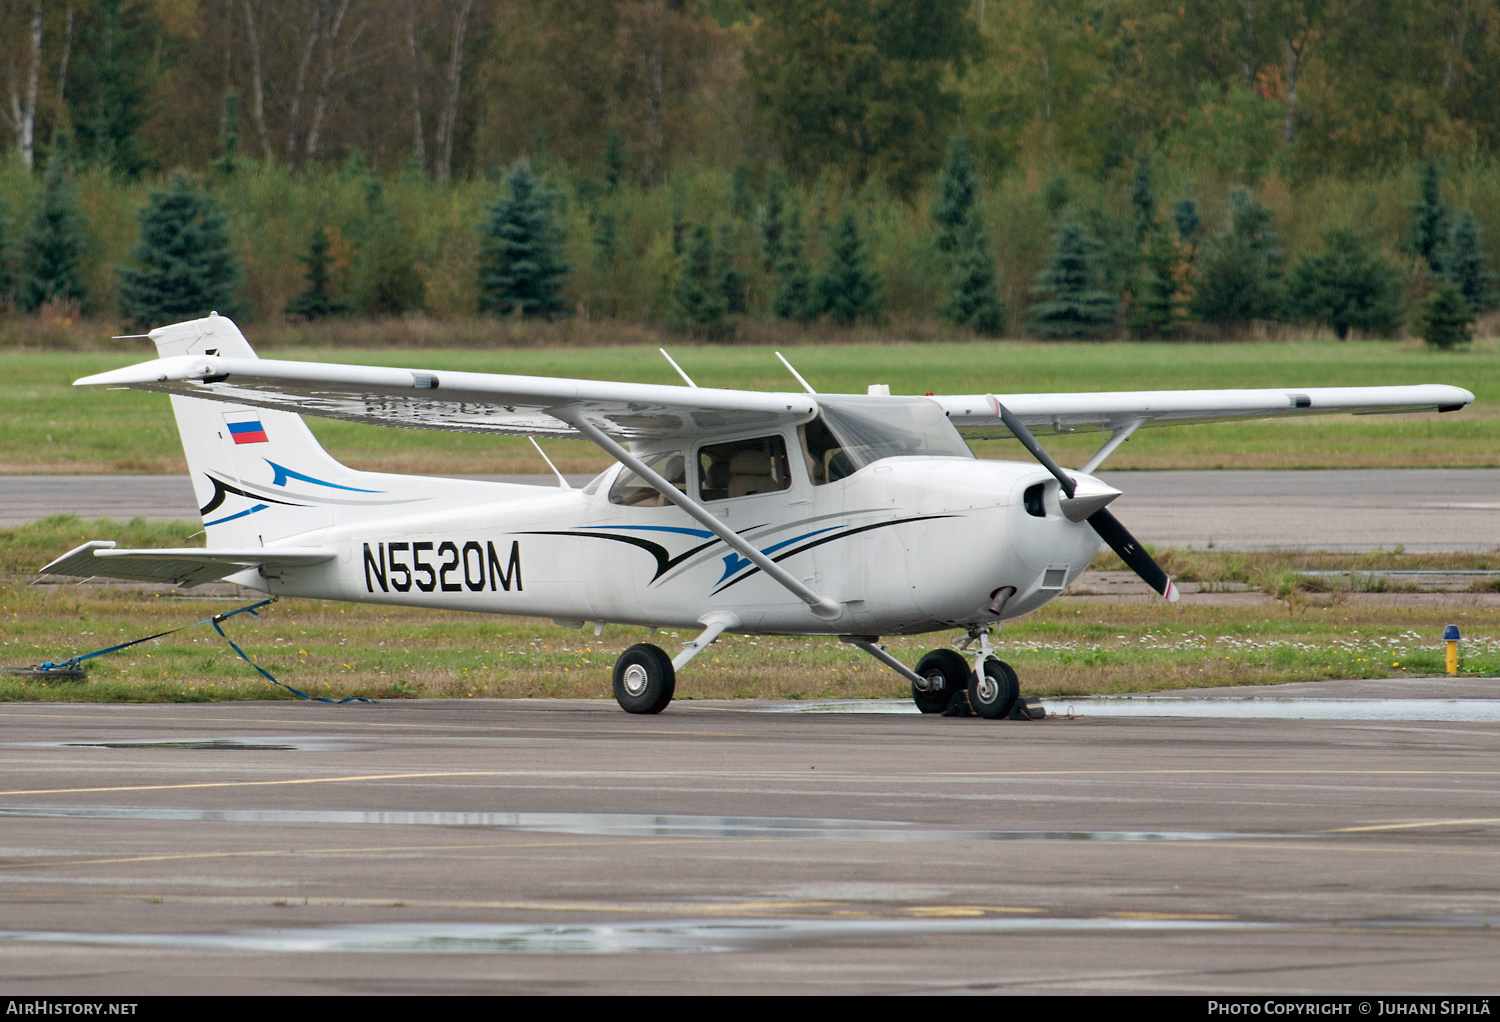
554 408 843 621
1079 417 1146 474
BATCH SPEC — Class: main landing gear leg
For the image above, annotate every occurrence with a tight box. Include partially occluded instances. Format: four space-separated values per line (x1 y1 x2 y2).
841 636 969 715
612 612 740 715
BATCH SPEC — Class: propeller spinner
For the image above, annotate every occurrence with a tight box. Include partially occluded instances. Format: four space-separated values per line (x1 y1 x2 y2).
989 396 1179 603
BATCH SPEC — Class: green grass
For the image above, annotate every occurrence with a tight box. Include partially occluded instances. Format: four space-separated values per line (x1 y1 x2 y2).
1 337 1492 474
3 518 1497 702
3 579 1494 704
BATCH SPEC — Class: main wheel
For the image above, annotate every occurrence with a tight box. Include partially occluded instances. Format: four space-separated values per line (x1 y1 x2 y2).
913 649 971 714
969 658 1019 720
613 643 676 714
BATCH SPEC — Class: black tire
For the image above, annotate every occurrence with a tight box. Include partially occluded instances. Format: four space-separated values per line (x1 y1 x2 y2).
612 643 676 714
969 658 1019 720
913 649 971 715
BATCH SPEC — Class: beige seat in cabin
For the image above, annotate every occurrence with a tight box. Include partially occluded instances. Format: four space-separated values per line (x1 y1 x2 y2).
727 449 777 497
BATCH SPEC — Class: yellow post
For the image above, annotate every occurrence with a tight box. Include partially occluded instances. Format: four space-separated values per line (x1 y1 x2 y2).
1444 624 1461 675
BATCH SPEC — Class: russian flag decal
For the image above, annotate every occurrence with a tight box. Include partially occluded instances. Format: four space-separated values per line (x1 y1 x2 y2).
227 419 269 444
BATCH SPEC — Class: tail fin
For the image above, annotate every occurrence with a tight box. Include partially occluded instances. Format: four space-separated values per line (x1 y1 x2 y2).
153 314 471 546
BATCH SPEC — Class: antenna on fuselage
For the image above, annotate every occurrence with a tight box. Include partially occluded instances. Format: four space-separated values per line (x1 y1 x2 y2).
774 351 817 394
658 348 698 388
529 438 572 489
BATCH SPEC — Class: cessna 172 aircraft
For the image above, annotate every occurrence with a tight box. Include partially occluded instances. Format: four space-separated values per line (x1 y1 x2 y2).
43 315 1473 717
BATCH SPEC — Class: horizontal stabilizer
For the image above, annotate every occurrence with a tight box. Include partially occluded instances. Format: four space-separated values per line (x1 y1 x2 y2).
40 541 336 588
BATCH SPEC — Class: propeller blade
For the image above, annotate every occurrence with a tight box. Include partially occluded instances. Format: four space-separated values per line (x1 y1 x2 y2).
989 395 1075 498
987 396 1178 604
1087 508 1179 603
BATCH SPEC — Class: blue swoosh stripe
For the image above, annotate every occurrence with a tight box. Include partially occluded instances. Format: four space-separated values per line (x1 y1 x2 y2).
204 503 269 527
266 459 382 492
717 526 841 583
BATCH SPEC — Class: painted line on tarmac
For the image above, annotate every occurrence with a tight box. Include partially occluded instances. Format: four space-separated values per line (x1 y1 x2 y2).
0 707 746 738
0 769 553 798
1327 816 1500 833
0 835 704 872
6 765 1500 799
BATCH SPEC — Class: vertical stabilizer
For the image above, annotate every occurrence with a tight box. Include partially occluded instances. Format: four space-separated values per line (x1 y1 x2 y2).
152 315 472 546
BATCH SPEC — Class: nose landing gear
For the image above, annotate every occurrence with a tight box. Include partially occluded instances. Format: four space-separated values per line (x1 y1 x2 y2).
970 657 1020 719
841 629 1031 720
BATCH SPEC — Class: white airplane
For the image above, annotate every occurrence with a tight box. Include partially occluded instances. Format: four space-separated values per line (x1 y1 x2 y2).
42 314 1473 717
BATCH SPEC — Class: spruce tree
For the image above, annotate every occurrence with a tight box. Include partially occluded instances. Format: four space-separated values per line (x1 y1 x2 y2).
1129 152 1156 245
718 224 749 315
19 159 91 313
1129 230 1190 339
730 164 754 220
931 134 979 255
1407 162 1450 274
669 225 730 339
284 226 346 319
602 130 626 192
761 170 788 272
352 179 425 316
69 0 158 179
1172 197 1201 251
213 92 240 177
1440 210 1498 314
477 161 569 319
115 171 243 328
593 212 618 269
772 200 815 322
1419 281 1473 349
1190 189 1283 326
0 194 15 306
1286 228 1403 339
816 211 883 325
940 221 1005 335
1027 215 1119 339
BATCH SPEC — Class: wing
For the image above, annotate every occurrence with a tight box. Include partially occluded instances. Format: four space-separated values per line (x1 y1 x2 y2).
935 385 1474 439
40 541 336 588
76 354 817 441
76 353 1472 443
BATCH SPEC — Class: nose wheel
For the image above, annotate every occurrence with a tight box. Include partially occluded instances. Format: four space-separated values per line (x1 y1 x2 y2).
969 658 1019 719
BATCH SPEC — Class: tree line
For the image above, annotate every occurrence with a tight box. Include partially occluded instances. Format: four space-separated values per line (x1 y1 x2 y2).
2 143 1493 346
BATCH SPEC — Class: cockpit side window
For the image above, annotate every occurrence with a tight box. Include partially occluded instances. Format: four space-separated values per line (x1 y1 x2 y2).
798 416 852 485
699 434 792 500
608 450 687 507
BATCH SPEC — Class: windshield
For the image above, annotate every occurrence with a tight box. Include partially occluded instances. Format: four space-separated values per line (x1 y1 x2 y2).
806 396 972 480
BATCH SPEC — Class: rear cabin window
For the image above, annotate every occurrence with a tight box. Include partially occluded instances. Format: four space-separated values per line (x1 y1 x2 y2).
698 435 792 501
608 450 687 507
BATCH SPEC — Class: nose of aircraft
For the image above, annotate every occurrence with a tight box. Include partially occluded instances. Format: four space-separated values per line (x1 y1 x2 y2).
1058 475 1122 522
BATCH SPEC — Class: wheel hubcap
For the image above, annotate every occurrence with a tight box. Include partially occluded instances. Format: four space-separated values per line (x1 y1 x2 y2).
918 672 943 694
622 663 649 697
976 674 998 704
